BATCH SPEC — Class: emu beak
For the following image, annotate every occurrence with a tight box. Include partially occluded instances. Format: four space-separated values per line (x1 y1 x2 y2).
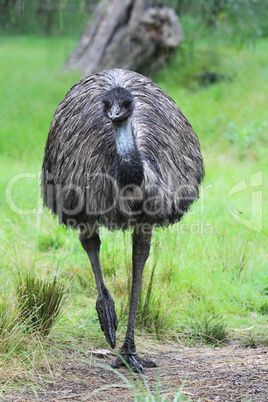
108 105 121 121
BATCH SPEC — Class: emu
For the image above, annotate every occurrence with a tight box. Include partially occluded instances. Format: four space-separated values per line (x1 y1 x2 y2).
41 69 204 373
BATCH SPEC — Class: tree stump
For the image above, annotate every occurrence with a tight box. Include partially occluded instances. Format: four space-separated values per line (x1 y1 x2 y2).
65 0 183 76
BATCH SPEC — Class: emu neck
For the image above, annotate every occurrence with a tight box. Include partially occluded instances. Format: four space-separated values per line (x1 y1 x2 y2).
112 118 135 157
112 118 144 187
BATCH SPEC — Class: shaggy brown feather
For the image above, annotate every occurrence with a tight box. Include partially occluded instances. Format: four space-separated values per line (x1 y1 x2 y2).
41 69 204 229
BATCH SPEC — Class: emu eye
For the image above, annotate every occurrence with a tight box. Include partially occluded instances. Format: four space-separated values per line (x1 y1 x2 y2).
103 101 110 110
124 101 131 108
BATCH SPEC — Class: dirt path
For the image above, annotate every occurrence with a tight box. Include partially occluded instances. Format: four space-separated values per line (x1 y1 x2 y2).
2 344 268 401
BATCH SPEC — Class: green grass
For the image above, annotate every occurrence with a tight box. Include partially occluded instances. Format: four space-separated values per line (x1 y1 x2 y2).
0 33 267 386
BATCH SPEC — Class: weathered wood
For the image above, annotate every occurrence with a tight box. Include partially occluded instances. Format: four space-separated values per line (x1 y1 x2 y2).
65 0 183 76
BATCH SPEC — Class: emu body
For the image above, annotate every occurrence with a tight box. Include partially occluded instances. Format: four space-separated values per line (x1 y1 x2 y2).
41 69 204 372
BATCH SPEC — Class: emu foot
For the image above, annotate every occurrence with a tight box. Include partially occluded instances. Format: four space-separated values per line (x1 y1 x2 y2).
112 353 157 374
96 287 118 349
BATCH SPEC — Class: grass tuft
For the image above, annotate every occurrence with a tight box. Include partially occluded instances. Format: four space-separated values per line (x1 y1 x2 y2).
242 334 258 349
258 302 268 315
0 296 24 354
87 361 192 401
185 314 228 345
17 273 68 337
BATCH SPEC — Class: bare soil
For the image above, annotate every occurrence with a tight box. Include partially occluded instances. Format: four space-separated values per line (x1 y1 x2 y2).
2 344 268 401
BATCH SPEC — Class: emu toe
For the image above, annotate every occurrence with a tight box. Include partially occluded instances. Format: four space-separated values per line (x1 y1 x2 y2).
112 353 157 374
96 289 118 349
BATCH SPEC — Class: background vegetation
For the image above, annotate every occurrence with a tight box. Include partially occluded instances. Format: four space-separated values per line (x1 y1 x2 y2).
0 0 267 394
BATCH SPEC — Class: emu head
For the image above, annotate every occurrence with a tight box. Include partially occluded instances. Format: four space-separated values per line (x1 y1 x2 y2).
102 87 134 122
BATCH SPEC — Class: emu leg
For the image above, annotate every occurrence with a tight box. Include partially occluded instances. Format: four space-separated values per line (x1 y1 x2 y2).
80 228 118 349
112 225 157 373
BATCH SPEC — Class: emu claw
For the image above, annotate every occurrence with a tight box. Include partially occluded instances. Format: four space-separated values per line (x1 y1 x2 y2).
96 288 118 349
112 353 157 374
